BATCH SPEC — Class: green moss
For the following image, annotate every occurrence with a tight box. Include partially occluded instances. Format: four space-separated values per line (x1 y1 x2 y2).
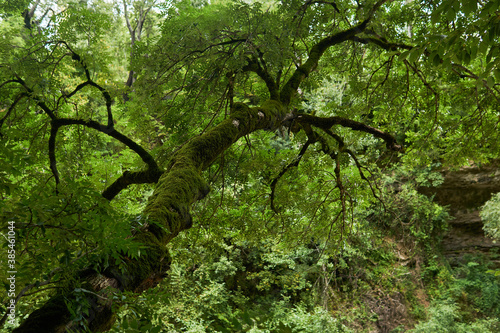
15 99 288 333
101 231 171 293
143 99 286 245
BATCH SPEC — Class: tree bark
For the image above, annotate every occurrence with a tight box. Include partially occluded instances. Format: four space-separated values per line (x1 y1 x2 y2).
13 100 287 332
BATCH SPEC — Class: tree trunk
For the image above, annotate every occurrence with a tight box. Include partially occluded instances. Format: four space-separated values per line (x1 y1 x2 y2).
13 100 286 332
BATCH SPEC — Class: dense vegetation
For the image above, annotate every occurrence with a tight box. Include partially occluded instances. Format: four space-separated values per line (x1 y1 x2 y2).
1 0 500 332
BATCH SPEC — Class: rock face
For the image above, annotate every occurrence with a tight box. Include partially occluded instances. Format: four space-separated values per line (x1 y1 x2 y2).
419 163 500 265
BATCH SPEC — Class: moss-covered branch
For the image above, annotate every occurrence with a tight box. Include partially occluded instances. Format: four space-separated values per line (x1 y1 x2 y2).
14 99 287 332
243 56 280 100
144 100 286 242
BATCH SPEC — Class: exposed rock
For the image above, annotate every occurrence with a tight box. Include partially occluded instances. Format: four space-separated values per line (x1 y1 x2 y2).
365 292 408 333
419 163 500 265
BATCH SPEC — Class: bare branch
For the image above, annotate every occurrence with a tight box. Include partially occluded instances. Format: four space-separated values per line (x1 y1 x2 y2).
123 0 134 37
296 113 403 152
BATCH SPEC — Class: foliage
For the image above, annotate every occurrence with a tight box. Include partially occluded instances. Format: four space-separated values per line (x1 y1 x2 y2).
1 0 500 331
106 238 355 332
371 164 450 251
449 256 500 318
410 300 500 333
106 177 445 332
408 253 500 333
480 192 500 241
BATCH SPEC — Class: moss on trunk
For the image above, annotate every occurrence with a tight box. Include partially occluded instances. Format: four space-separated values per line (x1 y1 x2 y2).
14 100 287 333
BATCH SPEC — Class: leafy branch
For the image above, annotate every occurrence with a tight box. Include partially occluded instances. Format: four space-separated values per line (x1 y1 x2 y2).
270 138 312 213
279 0 390 105
349 33 500 103
2 43 161 198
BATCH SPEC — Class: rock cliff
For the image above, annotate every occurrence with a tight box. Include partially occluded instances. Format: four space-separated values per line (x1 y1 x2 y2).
419 163 500 265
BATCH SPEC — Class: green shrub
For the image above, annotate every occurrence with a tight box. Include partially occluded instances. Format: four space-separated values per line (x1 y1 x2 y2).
411 300 500 333
480 192 500 240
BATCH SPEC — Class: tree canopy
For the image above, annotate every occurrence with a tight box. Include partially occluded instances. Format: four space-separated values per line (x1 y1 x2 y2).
1 0 499 331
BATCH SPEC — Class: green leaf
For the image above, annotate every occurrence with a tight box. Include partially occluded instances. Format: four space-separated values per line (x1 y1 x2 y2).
433 53 442 66
429 34 447 43
150 326 162 333
232 317 243 330
486 46 497 64
494 69 500 82
384 50 400 57
431 4 445 24
487 76 495 88
446 8 456 22
242 311 252 325
469 43 478 59
462 51 471 65
408 48 423 63
130 319 139 330
399 50 410 61
463 0 477 16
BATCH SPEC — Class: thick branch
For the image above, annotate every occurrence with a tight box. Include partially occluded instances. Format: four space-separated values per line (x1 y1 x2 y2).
55 118 159 171
242 56 279 100
144 100 286 244
349 35 412 51
22 0 41 29
296 113 403 152
280 0 389 105
48 122 60 189
15 100 287 332
102 169 163 201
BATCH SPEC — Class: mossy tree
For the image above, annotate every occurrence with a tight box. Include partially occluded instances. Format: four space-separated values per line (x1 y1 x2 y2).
1 0 499 331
